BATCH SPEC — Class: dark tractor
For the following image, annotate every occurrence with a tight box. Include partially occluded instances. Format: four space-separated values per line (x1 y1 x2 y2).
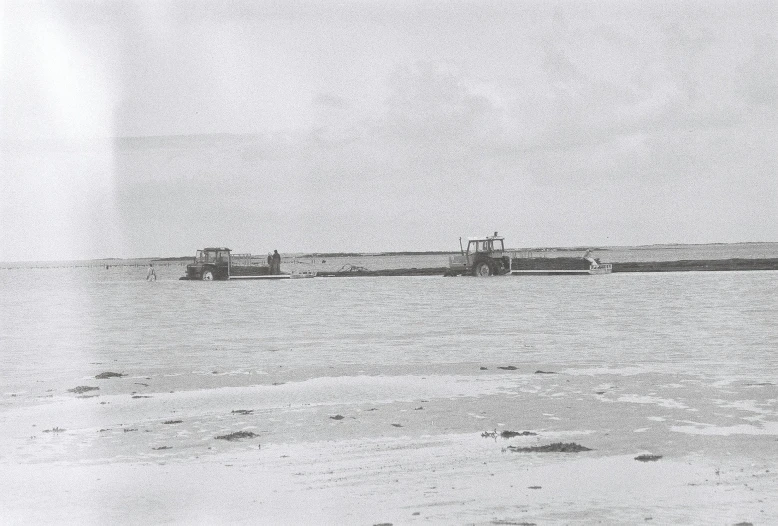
448 232 510 276
184 247 231 280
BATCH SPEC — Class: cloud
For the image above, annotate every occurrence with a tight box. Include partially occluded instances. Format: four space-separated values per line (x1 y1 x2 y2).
1 1 776 260
314 93 350 109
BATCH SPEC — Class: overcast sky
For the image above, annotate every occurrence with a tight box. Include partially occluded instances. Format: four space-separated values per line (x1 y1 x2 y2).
1 0 776 261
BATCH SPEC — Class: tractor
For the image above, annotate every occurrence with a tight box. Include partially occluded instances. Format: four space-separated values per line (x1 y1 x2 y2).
183 247 231 280
448 232 511 276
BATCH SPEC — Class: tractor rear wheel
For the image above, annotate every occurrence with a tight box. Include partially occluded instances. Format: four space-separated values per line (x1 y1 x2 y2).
473 260 493 277
202 269 214 281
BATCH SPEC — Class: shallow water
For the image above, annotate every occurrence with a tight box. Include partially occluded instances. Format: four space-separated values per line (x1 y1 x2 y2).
2 266 776 392
2 264 777 525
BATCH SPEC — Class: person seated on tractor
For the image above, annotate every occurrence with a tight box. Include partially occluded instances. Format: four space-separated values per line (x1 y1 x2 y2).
582 249 600 268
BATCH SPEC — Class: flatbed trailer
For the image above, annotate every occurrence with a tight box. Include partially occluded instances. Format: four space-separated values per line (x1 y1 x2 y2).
447 233 611 276
508 256 612 275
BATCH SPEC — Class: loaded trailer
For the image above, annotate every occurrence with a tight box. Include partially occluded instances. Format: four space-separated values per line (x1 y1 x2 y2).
446 233 611 276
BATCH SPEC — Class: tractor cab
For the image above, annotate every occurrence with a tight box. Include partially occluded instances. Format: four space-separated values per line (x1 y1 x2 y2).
466 235 505 257
185 247 231 280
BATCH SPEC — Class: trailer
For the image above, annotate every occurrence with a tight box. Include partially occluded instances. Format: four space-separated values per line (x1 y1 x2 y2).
447 233 611 276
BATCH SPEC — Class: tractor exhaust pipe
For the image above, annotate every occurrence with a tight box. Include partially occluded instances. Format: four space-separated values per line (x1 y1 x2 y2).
459 237 464 255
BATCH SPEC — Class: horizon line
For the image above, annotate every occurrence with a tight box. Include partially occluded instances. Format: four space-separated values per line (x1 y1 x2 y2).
2 240 776 265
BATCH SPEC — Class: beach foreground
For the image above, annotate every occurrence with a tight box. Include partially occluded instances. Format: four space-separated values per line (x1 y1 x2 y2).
2 362 776 525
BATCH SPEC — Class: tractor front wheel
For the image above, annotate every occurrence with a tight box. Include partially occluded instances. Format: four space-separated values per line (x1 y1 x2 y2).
473 260 493 277
202 269 215 281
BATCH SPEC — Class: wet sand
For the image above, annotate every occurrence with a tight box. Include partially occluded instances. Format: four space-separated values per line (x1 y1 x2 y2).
2 363 776 524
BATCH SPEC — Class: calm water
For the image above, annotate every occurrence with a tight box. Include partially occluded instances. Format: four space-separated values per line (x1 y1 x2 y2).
2 265 776 393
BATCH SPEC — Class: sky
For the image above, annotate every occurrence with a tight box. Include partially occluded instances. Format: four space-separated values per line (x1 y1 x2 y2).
1 0 776 261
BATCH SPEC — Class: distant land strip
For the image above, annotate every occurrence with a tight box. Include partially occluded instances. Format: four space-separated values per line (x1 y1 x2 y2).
3 257 778 274
300 251 457 257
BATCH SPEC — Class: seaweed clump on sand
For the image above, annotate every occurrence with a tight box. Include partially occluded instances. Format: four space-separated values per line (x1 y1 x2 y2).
68 386 99 394
507 442 592 453
482 430 538 439
635 454 663 462
95 372 126 379
215 431 258 441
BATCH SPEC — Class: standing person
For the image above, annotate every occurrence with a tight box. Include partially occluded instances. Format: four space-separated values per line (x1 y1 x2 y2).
267 252 273 272
146 263 157 281
272 250 281 275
